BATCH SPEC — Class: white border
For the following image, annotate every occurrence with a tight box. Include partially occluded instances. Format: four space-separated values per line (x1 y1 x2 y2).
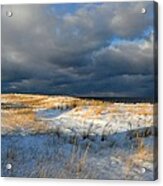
0 0 162 185
0 0 158 4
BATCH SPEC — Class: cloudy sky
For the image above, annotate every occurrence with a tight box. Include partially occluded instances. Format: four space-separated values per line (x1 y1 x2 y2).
1 2 156 98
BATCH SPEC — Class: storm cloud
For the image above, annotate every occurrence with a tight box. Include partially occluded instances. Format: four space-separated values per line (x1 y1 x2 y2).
1 2 156 98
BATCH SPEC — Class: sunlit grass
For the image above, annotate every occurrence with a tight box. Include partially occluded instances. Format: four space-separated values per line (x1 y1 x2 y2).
1 94 156 179
1 94 155 134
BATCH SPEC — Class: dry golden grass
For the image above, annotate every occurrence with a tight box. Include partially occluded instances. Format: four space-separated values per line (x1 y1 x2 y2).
28 143 91 178
2 109 50 134
1 94 106 134
125 141 153 177
1 94 154 134
125 105 153 116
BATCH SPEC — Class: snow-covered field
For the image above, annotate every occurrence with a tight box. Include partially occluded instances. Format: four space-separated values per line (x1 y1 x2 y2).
1 94 158 180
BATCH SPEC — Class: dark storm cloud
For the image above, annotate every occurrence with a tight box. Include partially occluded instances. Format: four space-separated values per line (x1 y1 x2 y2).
1 2 155 97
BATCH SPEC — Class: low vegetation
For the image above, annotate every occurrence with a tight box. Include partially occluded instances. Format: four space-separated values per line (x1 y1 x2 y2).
1 94 157 180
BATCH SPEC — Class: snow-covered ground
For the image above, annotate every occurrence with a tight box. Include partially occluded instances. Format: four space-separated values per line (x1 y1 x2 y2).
1 133 155 180
1 94 157 180
35 106 154 139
